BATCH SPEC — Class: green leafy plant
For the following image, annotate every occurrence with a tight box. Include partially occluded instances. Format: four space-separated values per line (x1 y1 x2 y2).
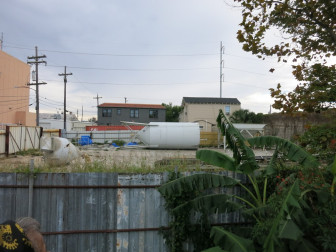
297 122 336 164
158 109 326 251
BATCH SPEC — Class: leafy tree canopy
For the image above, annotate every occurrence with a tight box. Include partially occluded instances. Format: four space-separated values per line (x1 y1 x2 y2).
230 109 264 123
234 0 336 113
162 103 182 122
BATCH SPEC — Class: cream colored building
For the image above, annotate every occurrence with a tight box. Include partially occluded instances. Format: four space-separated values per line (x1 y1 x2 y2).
0 51 35 128
179 97 241 132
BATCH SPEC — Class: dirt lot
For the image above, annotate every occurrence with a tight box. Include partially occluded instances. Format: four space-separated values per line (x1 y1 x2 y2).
0 145 273 172
0 145 207 172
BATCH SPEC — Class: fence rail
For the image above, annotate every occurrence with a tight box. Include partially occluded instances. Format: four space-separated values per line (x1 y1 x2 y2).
0 171 245 252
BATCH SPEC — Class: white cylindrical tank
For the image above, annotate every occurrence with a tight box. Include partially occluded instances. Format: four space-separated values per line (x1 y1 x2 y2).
136 122 200 149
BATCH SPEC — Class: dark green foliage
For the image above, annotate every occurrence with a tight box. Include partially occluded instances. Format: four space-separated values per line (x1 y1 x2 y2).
297 122 336 164
159 172 215 251
162 103 182 122
112 140 125 146
230 109 264 123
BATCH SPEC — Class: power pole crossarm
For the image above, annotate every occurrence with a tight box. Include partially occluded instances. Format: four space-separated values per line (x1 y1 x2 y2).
93 94 102 107
59 66 72 131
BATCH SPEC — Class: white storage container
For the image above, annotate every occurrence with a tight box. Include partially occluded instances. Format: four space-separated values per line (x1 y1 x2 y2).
136 122 200 149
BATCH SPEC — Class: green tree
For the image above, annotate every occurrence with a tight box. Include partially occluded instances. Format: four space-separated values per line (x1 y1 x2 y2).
234 0 336 113
162 103 182 122
230 109 264 123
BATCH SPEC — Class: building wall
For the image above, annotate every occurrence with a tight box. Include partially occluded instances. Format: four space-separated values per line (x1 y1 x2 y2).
98 107 166 125
180 103 241 131
0 51 35 126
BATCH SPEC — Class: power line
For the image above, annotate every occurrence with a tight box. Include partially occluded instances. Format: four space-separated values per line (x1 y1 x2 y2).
45 65 266 75
42 80 218 86
47 65 217 71
4 44 217 57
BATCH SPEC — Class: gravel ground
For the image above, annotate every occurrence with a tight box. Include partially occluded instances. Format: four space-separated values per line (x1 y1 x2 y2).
0 145 274 172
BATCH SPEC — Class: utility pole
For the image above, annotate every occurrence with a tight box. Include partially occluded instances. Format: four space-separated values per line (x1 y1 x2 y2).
220 41 225 98
93 94 102 108
93 94 102 120
27 46 47 126
124 97 127 103
59 66 72 131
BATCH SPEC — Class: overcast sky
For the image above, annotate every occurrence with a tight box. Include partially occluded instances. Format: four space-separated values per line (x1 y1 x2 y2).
0 0 297 120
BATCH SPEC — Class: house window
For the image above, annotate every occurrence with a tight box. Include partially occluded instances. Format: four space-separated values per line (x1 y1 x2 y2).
130 109 139 118
117 109 121 115
225 106 230 115
149 109 158 118
102 108 112 117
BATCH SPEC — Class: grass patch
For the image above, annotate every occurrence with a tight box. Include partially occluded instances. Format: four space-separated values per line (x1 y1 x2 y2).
15 149 42 156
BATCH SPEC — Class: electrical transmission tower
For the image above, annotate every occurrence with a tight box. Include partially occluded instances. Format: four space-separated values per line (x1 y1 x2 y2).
59 66 72 131
27 46 47 126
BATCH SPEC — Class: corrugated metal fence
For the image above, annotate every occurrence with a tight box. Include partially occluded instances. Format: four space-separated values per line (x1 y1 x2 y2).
0 172 245 252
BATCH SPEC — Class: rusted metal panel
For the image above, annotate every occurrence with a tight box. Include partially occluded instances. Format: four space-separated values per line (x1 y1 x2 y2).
0 172 244 252
116 174 168 252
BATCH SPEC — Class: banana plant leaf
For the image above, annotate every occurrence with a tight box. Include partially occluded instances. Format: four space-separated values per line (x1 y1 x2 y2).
210 226 255 252
158 173 238 197
196 150 237 171
202 246 228 252
216 109 259 173
289 238 319 252
263 180 303 252
173 194 242 215
247 136 319 169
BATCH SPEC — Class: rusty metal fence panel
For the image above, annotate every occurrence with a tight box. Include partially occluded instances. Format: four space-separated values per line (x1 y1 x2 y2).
0 173 169 252
0 172 245 252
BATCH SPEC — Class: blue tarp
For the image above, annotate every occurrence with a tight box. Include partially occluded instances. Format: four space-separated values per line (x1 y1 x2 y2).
78 136 93 146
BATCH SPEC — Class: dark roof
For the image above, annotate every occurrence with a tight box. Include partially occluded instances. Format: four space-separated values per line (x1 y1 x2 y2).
182 97 240 105
99 103 165 109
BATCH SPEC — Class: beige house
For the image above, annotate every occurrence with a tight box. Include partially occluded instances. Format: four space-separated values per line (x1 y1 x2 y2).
179 97 241 132
0 51 35 128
